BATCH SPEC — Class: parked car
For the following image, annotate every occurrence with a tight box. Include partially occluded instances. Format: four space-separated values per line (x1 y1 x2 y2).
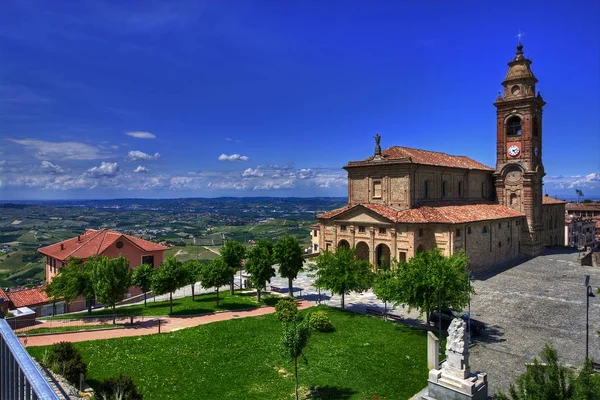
430 308 485 336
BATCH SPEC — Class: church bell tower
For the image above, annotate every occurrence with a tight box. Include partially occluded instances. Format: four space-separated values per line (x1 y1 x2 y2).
493 42 546 257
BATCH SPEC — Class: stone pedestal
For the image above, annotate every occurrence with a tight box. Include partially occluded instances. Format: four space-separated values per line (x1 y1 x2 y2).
420 318 488 400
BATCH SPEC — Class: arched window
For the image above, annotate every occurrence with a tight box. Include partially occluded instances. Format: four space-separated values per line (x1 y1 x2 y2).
482 226 488 234
507 116 522 136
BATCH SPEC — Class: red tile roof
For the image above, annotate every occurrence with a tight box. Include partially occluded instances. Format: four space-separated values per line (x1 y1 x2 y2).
8 286 51 308
542 196 566 205
566 203 600 211
38 229 168 261
353 146 493 171
318 201 524 224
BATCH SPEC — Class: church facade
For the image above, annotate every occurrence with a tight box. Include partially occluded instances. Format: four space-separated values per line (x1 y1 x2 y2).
316 44 565 270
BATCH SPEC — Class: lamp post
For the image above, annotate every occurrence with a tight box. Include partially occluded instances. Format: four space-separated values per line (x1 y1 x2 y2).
585 274 595 361
467 272 473 338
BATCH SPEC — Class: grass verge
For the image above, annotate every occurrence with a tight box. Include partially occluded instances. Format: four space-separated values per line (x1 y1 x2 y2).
19 324 125 336
29 306 429 400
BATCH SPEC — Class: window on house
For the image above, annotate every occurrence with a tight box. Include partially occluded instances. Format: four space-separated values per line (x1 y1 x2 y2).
482 226 488 234
141 255 154 268
313 229 318 237
499 242 502 248
458 182 463 198
442 181 447 198
419 228 424 237
424 180 430 198
359 226 366 233
313 244 318 251
340 225 347 231
326 243 331 251
498 223 501 229
507 116 522 135
373 180 382 198
379 227 387 234
399 252 407 263
456 229 461 237
482 182 486 197
467 226 472 234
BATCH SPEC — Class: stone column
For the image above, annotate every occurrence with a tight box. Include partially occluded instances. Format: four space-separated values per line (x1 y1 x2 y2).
390 228 397 260
369 227 376 267
333 224 338 252
350 226 356 247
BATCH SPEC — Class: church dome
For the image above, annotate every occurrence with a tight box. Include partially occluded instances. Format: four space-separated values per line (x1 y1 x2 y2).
503 44 537 85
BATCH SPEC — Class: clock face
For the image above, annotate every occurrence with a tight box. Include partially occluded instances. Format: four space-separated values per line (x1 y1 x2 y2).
508 145 520 157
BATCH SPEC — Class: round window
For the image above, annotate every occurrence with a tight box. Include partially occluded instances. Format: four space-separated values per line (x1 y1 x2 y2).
116 241 124 249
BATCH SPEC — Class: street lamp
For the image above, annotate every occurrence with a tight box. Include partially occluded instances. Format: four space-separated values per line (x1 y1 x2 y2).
585 274 595 361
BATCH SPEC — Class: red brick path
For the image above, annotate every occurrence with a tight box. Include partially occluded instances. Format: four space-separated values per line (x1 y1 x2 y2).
21 300 315 347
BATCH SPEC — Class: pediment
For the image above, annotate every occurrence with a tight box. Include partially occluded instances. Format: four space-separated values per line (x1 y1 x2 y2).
330 205 393 224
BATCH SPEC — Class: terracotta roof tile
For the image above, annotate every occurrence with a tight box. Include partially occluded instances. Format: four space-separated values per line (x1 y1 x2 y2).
8 286 50 308
318 201 524 224
0 287 9 303
356 146 493 171
542 196 566 205
566 203 600 211
38 229 168 261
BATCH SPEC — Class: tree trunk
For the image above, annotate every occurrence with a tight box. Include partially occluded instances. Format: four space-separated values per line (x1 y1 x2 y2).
341 293 345 309
230 278 234 295
191 284 195 301
169 292 173 314
113 305 116 325
257 287 261 303
87 298 92 315
426 306 430 327
288 277 294 298
294 355 299 400
216 287 220 306
384 300 387 321
144 292 147 307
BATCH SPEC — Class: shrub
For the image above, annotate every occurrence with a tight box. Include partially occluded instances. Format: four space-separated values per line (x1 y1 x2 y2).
275 297 298 322
45 341 87 385
97 374 143 400
308 310 334 332
262 295 280 306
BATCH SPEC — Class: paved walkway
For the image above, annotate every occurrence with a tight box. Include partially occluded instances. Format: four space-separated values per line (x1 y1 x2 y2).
21 300 314 347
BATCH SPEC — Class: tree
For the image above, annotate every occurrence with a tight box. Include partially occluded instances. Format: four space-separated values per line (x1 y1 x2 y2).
273 234 304 297
90 255 132 324
182 260 202 301
198 258 234 306
576 189 584 204
151 256 187 314
45 257 96 315
131 263 155 307
244 241 276 302
281 318 310 400
372 268 398 320
314 247 374 309
393 249 473 326
221 240 246 295
496 344 600 400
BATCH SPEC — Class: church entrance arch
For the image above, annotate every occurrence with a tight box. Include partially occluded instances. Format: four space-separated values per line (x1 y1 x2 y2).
416 245 425 254
356 242 369 261
337 240 350 250
375 244 391 270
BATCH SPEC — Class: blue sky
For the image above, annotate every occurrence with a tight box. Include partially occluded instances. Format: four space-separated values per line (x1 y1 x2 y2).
1 0 598 200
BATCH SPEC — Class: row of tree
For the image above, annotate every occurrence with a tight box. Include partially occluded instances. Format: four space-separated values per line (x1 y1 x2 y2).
312 247 473 324
45 234 307 316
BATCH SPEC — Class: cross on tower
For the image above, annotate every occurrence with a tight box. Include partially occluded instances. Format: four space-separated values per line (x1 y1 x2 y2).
516 30 525 44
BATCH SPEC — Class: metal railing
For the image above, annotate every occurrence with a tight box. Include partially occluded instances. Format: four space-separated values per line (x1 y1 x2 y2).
0 318 60 400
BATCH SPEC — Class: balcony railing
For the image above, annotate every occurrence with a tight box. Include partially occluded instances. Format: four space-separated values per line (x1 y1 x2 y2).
0 318 60 400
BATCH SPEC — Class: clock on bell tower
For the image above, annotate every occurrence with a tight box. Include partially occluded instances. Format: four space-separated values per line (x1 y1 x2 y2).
493 42 546 257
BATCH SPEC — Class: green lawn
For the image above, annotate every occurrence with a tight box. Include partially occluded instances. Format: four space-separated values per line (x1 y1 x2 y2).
29 306 429 400
19 324 125 336
46 291 261 319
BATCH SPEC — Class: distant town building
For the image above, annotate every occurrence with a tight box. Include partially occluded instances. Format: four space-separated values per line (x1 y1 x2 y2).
565 202 600 244
310 224 320 253
316 43 566 270
565 216 596 249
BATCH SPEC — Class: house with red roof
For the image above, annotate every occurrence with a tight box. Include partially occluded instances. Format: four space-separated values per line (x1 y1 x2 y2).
37 229 168 311
316 44 566 270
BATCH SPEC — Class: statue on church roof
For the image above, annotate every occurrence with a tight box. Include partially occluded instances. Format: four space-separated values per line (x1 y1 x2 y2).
374 134 381 156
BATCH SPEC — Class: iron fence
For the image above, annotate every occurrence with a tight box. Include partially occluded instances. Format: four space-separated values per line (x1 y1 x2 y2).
0 318 60 399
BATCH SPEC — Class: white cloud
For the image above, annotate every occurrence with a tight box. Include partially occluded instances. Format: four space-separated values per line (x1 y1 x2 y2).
242 168 264 177
87 162 120 177
41 160 64 174
8 139 111 160
133 165 149 173
544 172 600 191
125 131 156 139
218 153 249 162
125 150 160 161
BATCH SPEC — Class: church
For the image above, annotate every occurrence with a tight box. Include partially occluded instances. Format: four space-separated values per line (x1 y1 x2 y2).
316 43 565 270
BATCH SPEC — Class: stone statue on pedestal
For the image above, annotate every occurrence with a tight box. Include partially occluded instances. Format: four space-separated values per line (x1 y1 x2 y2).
374 134 382 157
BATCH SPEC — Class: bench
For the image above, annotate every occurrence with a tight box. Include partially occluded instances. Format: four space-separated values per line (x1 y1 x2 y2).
366 307 403 322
